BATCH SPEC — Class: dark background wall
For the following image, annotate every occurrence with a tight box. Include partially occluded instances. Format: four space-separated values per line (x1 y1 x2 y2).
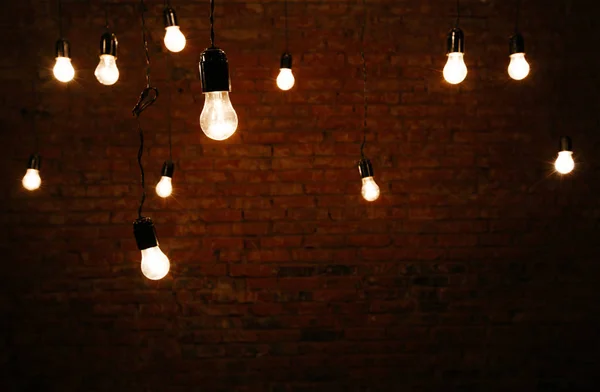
1 0 600 390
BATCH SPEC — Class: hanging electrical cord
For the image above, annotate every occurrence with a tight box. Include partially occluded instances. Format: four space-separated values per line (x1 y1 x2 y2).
443 0 467 84
22 80 42 191
284 0 289 53
53 0 75 83
210 0 215 48
156 52 175 199
455 0 460 28
276 0 295 90
508 0 530 80
514 0 521 33
58 0 63 38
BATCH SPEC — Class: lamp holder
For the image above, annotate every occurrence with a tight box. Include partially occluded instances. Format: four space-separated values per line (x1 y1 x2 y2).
509 33 525 55
133 216 159 250
559 136 572 152
161 160 175 178
55 38 70 58
280 52 292 69
358 158 374 179
27 154 41 170
447 27 464 54
163 7 178 27
199 47 231 93
100 32 118 57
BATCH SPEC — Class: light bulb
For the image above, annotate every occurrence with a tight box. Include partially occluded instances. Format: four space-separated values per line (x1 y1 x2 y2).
508 53 530 80
554 151 574 174
53 57 75 83
140 246 170 280
200 91 238 141
94 54 119 86
277 68 295 90
164 26 186 53
361 177 380 202
156 176 173 198
443 52 468 84
22 169 41 191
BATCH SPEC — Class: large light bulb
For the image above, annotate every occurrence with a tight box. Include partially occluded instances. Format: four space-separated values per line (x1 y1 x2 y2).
508 53 530 80
554 151 574 174
443 52 468 84
94 54 119 86
156 176 173 198
277 68 295 90
200 91 238 141
361 177 380 202
53 57 75 83
164 26 186 53
22 169 41 191
141 246 170 280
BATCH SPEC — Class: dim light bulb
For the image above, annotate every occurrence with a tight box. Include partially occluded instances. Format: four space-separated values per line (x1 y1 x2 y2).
53 57 75 83
554 151 574 174
361 177 380 202
508 53 530 80
164 26 186 53
22 168 41 191
200 91 238 141
276 68 295 90
443 52 467 84
94 54 119 86
155 176 173 198
141 246 170 280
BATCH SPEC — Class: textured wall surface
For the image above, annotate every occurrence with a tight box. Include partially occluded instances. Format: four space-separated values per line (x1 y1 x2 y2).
1 0 600 391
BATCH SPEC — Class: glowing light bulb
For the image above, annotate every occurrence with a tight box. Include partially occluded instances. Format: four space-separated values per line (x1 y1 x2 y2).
277 68 295 90
361 177 380 202
22 169 41 191
508 53 530 80
156 176 173 198
95 55 119 86
164 26 186 53
141 246 170 280
200 91 238 141
443 52 468 84
554 151 574 174
53 57 75 83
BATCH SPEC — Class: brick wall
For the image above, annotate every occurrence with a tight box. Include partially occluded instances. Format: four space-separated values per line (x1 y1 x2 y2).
1 0 600 390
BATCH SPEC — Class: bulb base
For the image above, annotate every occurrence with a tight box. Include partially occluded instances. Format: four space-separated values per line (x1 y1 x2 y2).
161 161 175 178
134 217 159 251
200 47 231 93
55 39 71 58
163 7 178 27
280 52 293 69
559 136 572 152
100 32 118 57
358 158 374 179
509 33 525 55
27 154 41 170
447 28 464 54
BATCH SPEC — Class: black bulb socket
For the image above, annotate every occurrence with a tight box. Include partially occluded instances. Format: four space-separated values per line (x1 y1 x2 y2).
55 38 71 58
358 158 374 179
164 7 179 27
161 161 175 178
447 28 465 54
280 52 292 69
559 136 572 152
100 32 118 57
200 47 231 93
27 154 41 170
133 217 159 251
509 33 525 55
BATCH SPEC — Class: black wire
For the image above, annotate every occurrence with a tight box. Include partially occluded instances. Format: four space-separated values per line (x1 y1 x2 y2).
515 0 521 32
455 0 460 27
210 0 215 47
30 80 39 154
359 0 367 158
136 117 145 219
166 53 173 161
284 0 289 52
57 0 63 37
140 0 151 87
104 0 109 30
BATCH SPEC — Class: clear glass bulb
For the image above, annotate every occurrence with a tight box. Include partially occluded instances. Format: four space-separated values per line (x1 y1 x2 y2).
156 176 173 198
22 168 41 191
141 246 170 280
94 54 119 86
53 57 75 83
361 176 380 202
508 53 530 80
276 68 295 90
200 91 238 141
164 26 186 53
554 151 574 174
443 52 468 84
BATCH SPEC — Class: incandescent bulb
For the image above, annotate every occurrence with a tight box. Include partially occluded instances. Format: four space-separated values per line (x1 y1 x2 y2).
508 53 530 80
94 54 119 86
554 151 574 174
164 26 186 53
276 68 295 90
53 57 75 83
200 91 238 141
156 176 173 198
361 176 380 202
443 52 467 84
140 246 170 280
22 169 41 191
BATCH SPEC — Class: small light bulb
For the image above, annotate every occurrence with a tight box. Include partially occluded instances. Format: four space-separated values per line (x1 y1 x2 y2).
443 52 468 84
156 176 173 198
361 177 380 202
508 53 530 80
164 26 186 53
554 151 574 174
94 54 119 86
22 168 41 191
53 57 75 83
200 91 238 141
141 246 170 280
276 68 295 90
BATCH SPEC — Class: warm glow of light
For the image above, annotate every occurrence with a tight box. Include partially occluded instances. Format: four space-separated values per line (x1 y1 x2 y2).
164 26 186 53
361 176 380 202
94 55 119 86
22 168 41 191
276 68 295 90
155 176 173 198
508 53 530 80
53 57 75 83
443 52 468 84
141 246 170 280
200 91 238 141
554 151 574 174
